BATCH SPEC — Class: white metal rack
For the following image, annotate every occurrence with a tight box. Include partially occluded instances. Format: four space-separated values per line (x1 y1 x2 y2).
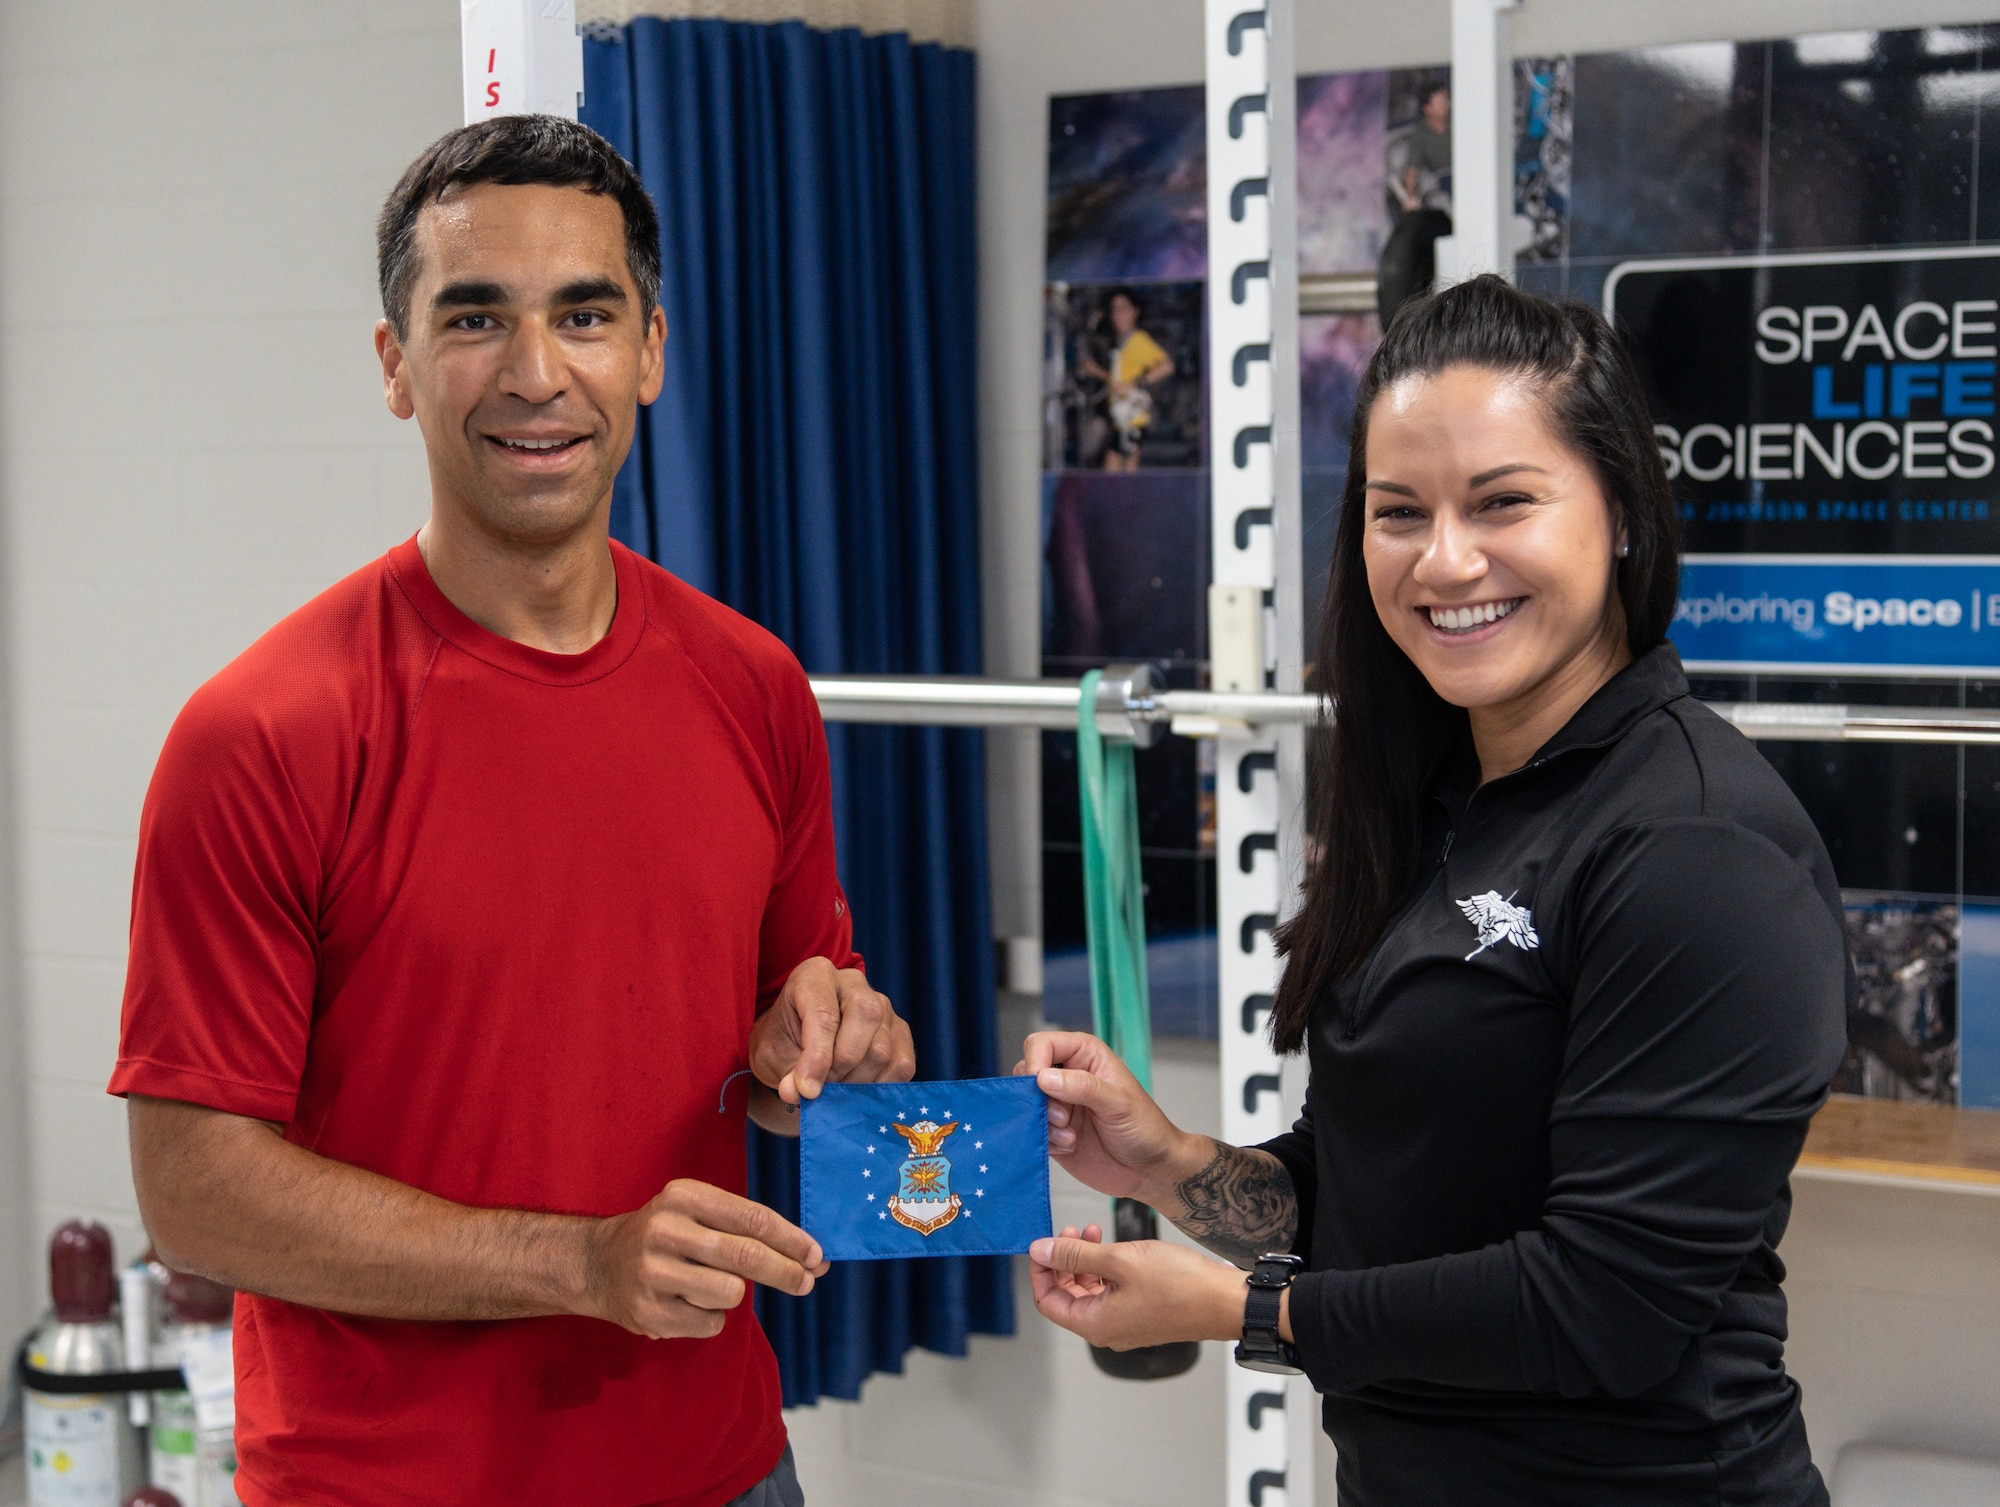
1201 0 1311 1495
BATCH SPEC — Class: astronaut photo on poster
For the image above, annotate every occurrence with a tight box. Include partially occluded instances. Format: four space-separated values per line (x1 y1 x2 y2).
1837 897 1959 1105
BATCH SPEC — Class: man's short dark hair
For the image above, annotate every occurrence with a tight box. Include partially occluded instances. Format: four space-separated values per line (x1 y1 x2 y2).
376 115 662 339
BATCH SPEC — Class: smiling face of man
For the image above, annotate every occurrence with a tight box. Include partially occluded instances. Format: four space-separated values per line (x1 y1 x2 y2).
376 181 666 549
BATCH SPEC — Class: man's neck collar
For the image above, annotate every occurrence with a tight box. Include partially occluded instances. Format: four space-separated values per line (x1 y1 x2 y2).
415 511 619 656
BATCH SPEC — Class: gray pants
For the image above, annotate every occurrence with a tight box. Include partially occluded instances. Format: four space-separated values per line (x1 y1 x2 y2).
726 1444 805 1507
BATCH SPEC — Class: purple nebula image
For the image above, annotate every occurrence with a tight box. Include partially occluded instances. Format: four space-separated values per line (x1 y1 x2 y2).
1300 312 1380 473
1296 70 1389 275
1047 86 1208 281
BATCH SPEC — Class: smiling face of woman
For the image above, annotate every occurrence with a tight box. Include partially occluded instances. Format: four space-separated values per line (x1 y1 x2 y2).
1362 364 1632 775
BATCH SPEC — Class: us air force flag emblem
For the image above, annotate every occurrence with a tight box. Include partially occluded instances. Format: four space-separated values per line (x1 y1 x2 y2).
1458 890 1540 960
888 1119 962 1234
799 1077 1053 1260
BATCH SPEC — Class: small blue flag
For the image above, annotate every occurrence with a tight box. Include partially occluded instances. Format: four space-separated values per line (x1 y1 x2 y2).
800 1076 1052 1261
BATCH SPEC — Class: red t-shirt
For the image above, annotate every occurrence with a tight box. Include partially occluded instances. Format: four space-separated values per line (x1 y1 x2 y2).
109 537 855 1507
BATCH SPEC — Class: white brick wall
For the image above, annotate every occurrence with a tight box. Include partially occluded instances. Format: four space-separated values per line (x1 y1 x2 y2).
0 0 457 1327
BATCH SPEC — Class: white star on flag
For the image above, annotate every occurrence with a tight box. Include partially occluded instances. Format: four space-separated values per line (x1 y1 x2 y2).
866 1193 875 1202
867 1145 875 1154
896 1112 906 1121
878 1211 886 1220
974 1141 983 1149
919 1105 929 1114
862 1168 871 1178
980 1164 988 1173
975 1189 985 1197
878 1126 888 1134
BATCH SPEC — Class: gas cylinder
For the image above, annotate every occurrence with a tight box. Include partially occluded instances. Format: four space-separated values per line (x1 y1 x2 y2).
116 1252 168 1431
24 1222 143 1506
148 1271 237 1507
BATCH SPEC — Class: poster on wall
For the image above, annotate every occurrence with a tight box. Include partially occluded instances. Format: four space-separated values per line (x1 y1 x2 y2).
1610 247 2000 673
1041 88 1218 1038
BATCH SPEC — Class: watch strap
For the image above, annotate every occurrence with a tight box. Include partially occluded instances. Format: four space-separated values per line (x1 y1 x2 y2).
1243 1278 1284 1335
1235 1255 1304 1374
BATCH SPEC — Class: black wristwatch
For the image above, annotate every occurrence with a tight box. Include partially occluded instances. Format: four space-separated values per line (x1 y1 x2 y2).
1234 1253 1305 1374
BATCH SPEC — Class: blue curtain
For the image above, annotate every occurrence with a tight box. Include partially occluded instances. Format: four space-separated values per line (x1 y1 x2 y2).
581 18 1010 1407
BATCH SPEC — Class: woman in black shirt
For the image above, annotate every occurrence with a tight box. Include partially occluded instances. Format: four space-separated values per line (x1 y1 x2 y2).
1021 277 1850 1505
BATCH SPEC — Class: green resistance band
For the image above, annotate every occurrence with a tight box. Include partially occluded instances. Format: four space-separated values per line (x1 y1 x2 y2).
1076 670 1153 1094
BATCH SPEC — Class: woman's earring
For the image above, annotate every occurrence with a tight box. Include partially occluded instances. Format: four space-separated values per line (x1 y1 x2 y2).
1616 542 1630 558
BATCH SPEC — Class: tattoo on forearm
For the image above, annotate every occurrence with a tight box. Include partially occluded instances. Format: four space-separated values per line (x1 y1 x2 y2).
1171 1141 1297 1269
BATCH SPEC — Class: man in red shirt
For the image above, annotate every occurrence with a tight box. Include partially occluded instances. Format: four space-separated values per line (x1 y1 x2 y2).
109 116 914 1506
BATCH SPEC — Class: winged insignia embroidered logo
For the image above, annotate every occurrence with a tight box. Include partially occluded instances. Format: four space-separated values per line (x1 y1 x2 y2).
1456 890 1539 960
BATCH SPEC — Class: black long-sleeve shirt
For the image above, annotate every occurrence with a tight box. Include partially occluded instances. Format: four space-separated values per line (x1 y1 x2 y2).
1260 646 1851 1507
